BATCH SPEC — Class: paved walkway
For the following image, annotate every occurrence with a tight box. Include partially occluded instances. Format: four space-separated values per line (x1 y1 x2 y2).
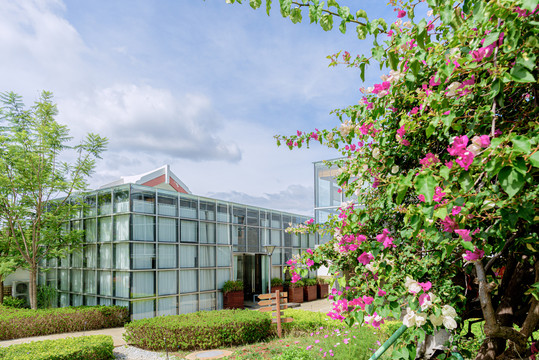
0 298 333 348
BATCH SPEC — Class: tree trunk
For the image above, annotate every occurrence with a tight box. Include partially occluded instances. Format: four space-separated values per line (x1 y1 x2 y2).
29 267 38 309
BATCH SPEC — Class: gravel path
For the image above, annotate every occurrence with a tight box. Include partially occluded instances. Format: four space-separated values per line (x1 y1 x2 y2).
114 345 181 359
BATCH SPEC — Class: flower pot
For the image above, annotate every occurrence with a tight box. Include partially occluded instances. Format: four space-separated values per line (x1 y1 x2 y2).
271 285 284 294
317 283 329 299
304 285 317 301
289 286 304 303
223 291 244 309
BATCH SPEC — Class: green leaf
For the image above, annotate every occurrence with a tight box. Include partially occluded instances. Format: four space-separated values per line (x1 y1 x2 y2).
372 46 385 61
440 165 450 180
498 166 525 198
415 172 437 204
485 157 503 179
356 24 367 40
396 181 409 205
249 0 262 9
266 0 271 16
482 31 500 47
517 52 536 71
521 0 539 12
339 20 346 34
462 240 475 251
338 6 350 20
458 172 473 192
320 13 334 31
529 151 539 167
359 62 366 82
510 65 536 83
356 9 368 20
512 135 531 154
289 7 302 23
434 206 447 220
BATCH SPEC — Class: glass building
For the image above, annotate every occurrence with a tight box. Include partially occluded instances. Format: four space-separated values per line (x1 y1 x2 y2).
39 166 315 320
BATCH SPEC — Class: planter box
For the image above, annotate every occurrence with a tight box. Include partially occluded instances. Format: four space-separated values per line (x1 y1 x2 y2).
289 286 304 303
317 283 329 299
271 285 284 294
223 291 244 309
304 285 317 302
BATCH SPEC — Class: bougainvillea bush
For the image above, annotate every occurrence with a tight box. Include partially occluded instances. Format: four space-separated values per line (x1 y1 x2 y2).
230 0 538 359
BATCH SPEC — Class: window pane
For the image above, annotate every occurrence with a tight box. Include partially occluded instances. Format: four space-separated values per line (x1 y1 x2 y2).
200 246 215 268
84 270 96 294
180 270 198 293
200 269 215 291
200 222 215 244
99 271 112 296
217 269 230 289
99 244 112 269
72 249 83 267
292 234 300 248
199 200 215 221
232 206 245 225
180 245 197 268
232 226 245 252
133 300 154 320
216 203 228 222
272 248 282 265
100 297 112 306
158 244 177 269
246 208 258 226
158 217 177 242
270 230 281 246
132 189 155 214
85 219 97 243
133 215 155 241
158 271 178 295
180 294 198 314
114 271 130 298
114 188 130 213
132 243 155 269
60 270 69 291
98 191 112 215
114 215 130 241
84 296 97 306
132 272 155 298
216 224 230 244
217 247 231 267
71 294 83 307
84 245 97 268
247 227 259 253
158 297 178 317
260 211 270 227
180 197 197 219
98 217 112 242
71 269 82 293
180 221 197 243
271 213 281 228
84 195 97 217
114 243 130 270
200 292 216 311
158 195 177 217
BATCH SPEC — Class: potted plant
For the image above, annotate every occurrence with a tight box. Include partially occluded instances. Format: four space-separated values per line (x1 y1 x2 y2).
316 277 330 299
271 277 284 294
223 280 244 309
303 278 317 301
287 280 304 303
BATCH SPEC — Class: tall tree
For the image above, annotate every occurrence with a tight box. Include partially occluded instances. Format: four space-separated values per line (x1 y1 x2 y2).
0 91 107 309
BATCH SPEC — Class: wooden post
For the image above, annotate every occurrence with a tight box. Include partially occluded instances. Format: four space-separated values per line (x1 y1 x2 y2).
258 291 293 338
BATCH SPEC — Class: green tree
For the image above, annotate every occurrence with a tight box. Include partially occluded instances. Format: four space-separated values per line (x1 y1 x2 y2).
0 91 107 309
231 0 538 359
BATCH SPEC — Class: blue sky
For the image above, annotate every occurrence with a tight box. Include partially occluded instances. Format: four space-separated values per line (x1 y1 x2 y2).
0 0 395 214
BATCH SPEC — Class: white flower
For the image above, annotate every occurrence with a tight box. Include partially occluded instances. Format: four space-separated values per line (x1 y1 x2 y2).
429 314 444 327
395 19 402 27
380 74 389 81
403 21 412 28
372 148 381 159
443 316 457 330
403 308 416 327
445 82 461 98
391 165 400 174
366 86 374 93
427 9 434 17
365 263 376 273
442 305 457 318
404 277 422 294
415 312 427 326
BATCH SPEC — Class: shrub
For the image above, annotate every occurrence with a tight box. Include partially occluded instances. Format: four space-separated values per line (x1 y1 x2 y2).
271 277 283 287
222 280 243 294
273 347 314 360
0 335 114 360
316 277 330 285
289 280 304 288
0 305 129 340
124 309 271 351
304 278 317 286
2 296 28 309
281 309 341 334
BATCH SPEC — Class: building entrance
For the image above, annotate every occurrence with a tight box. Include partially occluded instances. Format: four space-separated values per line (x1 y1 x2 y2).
235 254 263 300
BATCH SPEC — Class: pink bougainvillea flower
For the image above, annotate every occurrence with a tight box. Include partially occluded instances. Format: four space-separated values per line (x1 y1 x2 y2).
419 281 432 292
463 247 485 261
441 216 459 232
358 252 374 265
479 135 490 148
306 259 315 267
376 229 396 249
306 248 313 255
443 110 451 115
433 187 446 202
291 273 302 283
455 229 472 242
310 132 319 141
445 160 453 169
306 218 314 225
419 152 440 169
456 150 475 170
447 135 468 156
397 125 406 138
409 107 419 115
388 30 394 37
451 206 462 216
377 288 386 296
429 75 441 87
362 296 374 305
297 130 302 136
397 10 406 18
402 139 411 146
418 194 426 202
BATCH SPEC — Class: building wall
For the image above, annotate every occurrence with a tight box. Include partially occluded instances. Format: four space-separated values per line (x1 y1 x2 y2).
40 184 315 320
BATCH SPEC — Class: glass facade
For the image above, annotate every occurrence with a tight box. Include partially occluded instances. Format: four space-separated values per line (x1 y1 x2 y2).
41 184 312 320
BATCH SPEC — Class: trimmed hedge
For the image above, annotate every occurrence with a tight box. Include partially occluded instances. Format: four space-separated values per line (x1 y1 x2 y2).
0 305 129 340
124 309 271 351
0 335 114 360
281 309 341 334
